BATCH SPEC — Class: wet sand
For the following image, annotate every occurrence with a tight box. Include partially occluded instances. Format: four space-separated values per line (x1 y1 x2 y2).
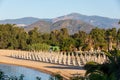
0 49 86 80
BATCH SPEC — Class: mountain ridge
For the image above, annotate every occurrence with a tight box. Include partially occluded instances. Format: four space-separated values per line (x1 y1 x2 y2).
25 19 95 34
53 13 119 29
0 13 119 33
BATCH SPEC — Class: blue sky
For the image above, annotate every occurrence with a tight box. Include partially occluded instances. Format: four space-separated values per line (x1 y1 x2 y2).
0 0 120 20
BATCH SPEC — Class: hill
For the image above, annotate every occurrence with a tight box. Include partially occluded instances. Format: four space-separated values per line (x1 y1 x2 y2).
51 19 94 34
25 20 52 33
26 19 95 34
0 17 40 26
53 13 120 29
0 13 119 32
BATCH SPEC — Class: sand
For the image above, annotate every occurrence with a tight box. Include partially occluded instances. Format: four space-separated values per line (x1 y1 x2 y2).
0 49 86 80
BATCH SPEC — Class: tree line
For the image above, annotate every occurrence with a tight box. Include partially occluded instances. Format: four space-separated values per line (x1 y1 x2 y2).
0 24 120 51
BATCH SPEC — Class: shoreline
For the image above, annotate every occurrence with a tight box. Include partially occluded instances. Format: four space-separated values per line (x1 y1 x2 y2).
0 62 54 76
0 49 86 80
0 59 70 80
0 60 77 80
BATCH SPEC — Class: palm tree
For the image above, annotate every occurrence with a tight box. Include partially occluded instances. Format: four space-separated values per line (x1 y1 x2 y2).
84 49 120 80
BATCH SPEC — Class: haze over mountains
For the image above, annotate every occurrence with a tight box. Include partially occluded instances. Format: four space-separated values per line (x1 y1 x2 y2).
0 13 119 34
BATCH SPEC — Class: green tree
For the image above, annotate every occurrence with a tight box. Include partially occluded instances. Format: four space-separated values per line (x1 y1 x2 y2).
58 28 69 41
41 33 50 43
90 27 106 50
27 43 50 51
84 49 120 80
0 24 28 49
105 28 117 51
70 76 87 80
72 31 88 50
27 27 41 45
60 38 75 51
49 30 60 46
116 29 120 50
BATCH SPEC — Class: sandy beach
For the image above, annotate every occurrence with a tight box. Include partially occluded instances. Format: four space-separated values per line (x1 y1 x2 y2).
0 49 86 80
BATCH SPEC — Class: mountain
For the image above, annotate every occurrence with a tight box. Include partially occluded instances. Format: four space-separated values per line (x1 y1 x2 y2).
0 17 40 26
0 13 119 33
25 20 52 33
51 19 94 34
53 13 120 29
26 19 95 34
0 17 53 27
